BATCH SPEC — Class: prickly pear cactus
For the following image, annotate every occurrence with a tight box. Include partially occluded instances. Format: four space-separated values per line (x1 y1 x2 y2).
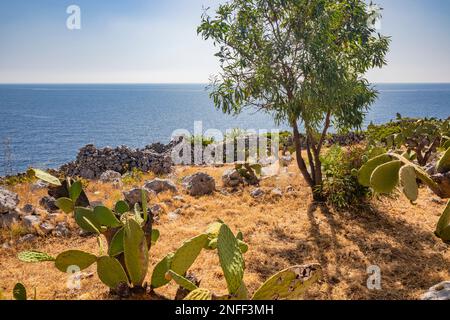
13 283 27 300
151 253 175 289
32 168 61 186
399 165 419 201
171 234 208 276
217 224 245 296
55 250 97 272
75 208 102 234
370 160 403 194
97 256 129 289
18 251 55 263
108 228 125 257
437 148 450 173
123 219 149 287
165 270 198 292
358 154 392 186
252 264 322 300
435 201 450 242
184 288 213 300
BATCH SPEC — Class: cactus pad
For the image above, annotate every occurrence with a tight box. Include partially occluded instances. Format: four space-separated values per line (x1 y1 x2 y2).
217 224 245 295
75 208 102 233
370 160 403 194
252 264 322 300
358 154 392 186
399 165 419 201
18 251 55 263
94 206 122 228
32 168 61 186
55 197 74 214
437 148 450 173
108 228 125 257
171 234 208 276
151 253 174 289
436 200 450 242
97 256 129 289
13 283 27 300
55 250 97 272
123 219 149 286
184 288 213 300
115 201 130 215
165 270 198 292
69 181 83 202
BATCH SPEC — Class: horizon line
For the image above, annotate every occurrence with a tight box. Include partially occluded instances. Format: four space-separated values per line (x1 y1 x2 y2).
1 81 450 85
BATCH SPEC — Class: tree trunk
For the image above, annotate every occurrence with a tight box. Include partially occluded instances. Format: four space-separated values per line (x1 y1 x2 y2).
292 121 314 188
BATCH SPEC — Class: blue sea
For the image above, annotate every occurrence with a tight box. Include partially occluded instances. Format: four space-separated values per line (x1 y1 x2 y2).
0 83 449 174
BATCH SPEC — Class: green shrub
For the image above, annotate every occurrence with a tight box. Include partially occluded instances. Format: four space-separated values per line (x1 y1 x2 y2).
319 145 370 210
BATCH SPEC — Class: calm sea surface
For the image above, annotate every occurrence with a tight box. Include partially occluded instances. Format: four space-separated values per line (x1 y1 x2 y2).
0 83 449 174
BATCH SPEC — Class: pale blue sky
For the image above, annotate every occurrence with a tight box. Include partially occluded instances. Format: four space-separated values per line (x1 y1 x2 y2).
0 0 449 83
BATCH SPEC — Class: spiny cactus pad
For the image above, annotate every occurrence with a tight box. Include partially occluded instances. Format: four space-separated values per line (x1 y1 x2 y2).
252 264 322 300
18 251 55 263
108 228 125 257
115 201 130 215
171 234 208 276
370 160 403 194
32 168 61 186
437 148 450 173
75 208 102 233
13 283 27 300
55 250 97 272
69 181 83 202
358 154 392 187
436 201 450 242
165 270 198 292
217 224 245 295
123 219 148 286
151 253 174 289
184 288 213 300
94 206 122 228
399 165 419 201
97 256 129 289
56 197 74 214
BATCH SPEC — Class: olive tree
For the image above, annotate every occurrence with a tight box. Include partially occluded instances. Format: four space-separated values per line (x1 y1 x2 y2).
198 0 390 199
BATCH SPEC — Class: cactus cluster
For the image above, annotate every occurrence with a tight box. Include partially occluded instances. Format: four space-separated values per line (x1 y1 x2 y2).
158 220 322 301
235 163 262 186
19 170 156 295
368 115 450 166
359 148 450 243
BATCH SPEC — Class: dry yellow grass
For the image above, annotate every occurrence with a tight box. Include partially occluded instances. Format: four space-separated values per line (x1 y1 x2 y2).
1 161 450 300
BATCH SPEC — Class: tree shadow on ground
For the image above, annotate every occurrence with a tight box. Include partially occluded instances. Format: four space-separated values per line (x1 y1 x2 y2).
255 202 450 300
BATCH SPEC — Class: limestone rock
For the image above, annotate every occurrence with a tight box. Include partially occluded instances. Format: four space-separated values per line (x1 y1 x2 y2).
99 170 122 183
422 281 450 300
222 169 243 188
39 196 58 213
182 173 216 196
123 188 151 207
0 211 20 228
0 188 19 214
144 178 177 194
250 188 265 198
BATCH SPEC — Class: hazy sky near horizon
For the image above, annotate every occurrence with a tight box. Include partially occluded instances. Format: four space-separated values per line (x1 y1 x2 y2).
0 0 449 83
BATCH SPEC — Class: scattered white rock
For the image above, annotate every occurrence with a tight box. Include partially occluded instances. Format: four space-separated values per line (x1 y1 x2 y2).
23 215 41 230
22 204 35 215
144 178 178 194
250 188 265 198
271 188 283 197
30 180 49 192
422 281 450 300
40 222 55 235
222 169 243 188
168 208 182 221
39 196 58 213
150 204 163 215
123 188 152 207
280 153 293 167
53 222 71 237
182 173 216 196
0 211 20 228
99 170 122 183
173 195 185 202
0 187 19 213
18 234 37 244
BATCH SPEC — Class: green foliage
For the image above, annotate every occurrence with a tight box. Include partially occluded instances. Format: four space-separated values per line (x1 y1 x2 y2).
437 147 450 173
435 201 450 243
198 0 390 192
184 288 213 300
18 251 55 263
370 160 403 194
165 270 199 292
19 170 155 293
31 168 61 186
13 283 27 300
320 146 370 210
235 163 261 186
367 116 450 166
